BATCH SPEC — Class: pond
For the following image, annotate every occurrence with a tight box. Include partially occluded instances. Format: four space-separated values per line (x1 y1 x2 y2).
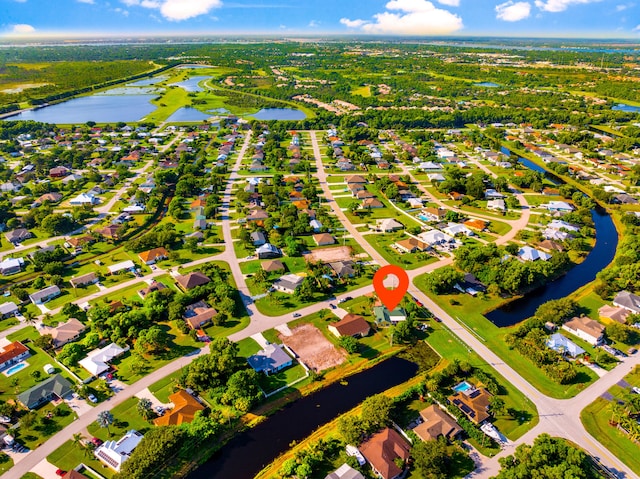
612 103 640 113
251 108 306 120
188 357 418 479
165 107 211 122
1 94 157 123
127 76 167 86
486 208 617 327
474 82 501 88
170 76 209 92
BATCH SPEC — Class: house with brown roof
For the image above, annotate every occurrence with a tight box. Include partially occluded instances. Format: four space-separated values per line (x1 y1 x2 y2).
62 471 90 479
448 384 493 424
562 316 605 345
361 198 384 209
183 300 217 329
247 208 269 222
153 390 204 426
421 207 447 222
328 314 370 338
413 405 462 442
176 272 211 291
262 260 285 273
65 235 95 252
138 247 169 265
97 224 121 240
313 233 336 246
40 318 86 349
35 192 63 205
598 305 630 324
395 238 428 254
464 219 488 231
359 428 411 479
345 175 367 184
138 281 168 300
70 272 99 288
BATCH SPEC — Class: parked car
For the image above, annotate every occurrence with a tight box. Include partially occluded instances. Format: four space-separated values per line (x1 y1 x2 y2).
156 406 165 415
433 317 442 322
55 469 66 476
91 437 103 447
87 394 98 403
329 303 337 309
292 313 301 318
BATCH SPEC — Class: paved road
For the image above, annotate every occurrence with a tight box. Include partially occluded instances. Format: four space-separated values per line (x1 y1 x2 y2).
4 130 636 479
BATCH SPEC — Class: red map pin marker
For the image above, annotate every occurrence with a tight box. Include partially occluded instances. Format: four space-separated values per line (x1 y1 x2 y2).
373 265 409 312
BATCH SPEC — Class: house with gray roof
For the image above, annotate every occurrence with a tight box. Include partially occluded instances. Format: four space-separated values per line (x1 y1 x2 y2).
5 228 31 245
613 290 640 315
546 333 585 358
29 285 61 305
17 374 72 409
248 344 293 375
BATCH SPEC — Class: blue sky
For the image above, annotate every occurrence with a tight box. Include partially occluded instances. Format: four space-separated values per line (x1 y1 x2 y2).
1 0 639 38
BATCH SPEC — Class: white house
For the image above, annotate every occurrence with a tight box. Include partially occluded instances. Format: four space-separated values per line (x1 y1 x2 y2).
108 260 135 274
542 201 574 212
418 230 454 246
443 223 473 237
487 199 506 211
518 246 551 262
94 430 144 471
69 193 99 206
79 343 128 376
562 316 605 345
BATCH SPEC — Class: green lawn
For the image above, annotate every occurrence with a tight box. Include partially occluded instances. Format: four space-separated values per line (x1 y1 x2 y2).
259 363 308 394
87 397 154 440
48 440 115 479
17 402 78 450
413 274 598 399
237 337 262 359
364 232 439 270
148 369 183 403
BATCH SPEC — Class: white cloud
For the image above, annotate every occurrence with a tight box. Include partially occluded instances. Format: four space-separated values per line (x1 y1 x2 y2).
437 0 460 5
11 24 35 33
616 2 635 11
496 1 531 21
634 24 640 31
121 0 220 20
340 0 463 35
77 0 95 4
340 18 368 28
534 0 602 13
115 7 129 16
308 20 320 27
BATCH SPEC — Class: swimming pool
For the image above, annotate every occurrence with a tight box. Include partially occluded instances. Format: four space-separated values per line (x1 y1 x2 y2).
4 362 28 376
453 381 473 393
417 215 430 222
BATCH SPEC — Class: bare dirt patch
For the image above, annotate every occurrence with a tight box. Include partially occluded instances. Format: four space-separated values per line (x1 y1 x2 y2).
280 324 345 372
303 245 352 264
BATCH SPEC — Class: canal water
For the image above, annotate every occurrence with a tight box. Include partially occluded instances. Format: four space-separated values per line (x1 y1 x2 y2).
188 357 418 479
500 146 561 184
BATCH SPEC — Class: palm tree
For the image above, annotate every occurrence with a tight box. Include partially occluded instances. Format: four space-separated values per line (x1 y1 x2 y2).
96 410 114 437
72 433 85 452
137 397 153 420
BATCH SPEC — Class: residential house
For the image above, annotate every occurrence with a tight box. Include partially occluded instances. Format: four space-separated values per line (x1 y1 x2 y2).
518 246 551 262
613 290 640 314
377 218 403 232
464 219 488 231
248 343 293 375
94 430 144 472
359 428 411 479
273 274 304 294
34 192 63 206
138 281 167 300
598 305 630 324
455 273 487 296
49 166 70 178
413 405 463 442
247 209 269 222
107 260 135 275
328 314 370 338
79 343 127 376
546 333 585 358
17 374 72 409
65 235 95 252
487 199 506 212
153 390 204 426
70 272 98 288
537 240 565 253
373 306 407 327
40 318 86 349
0 258 24 276
138 247 169 265
62 471 90 479
313 233 336 246
421 207 447 222
0 302 19 319
5 228 32 245
361 198 384 209
329 260 355 278
542 201 574 212
345 175 367 184
97 225 121 240
562 316 605 345
176 272 211 291
29 285 61 305
183 300 217 330
448 384 493 424
443 223 473 237
262 260 285 273
395 237 429 254
250 231 267 246
256 243 282 259
0 341 30 371
69 193 99 206
418 230 454 246
325 464 365 479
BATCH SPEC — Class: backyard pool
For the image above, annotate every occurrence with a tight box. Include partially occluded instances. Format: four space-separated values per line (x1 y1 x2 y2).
453 381 473 393
4 361 28 376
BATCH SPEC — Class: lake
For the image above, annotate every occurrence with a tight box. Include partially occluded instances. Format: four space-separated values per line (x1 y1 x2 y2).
474 82 501 88
165 107 211 122
486 208 617 327
127 76 167 86
500 146 561 184
188 357 418 479
1 94 157 123
251 108 306 120
612 103 640 113
170 76 209 92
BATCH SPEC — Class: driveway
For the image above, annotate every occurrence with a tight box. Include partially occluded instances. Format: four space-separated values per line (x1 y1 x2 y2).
30 459 60 479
